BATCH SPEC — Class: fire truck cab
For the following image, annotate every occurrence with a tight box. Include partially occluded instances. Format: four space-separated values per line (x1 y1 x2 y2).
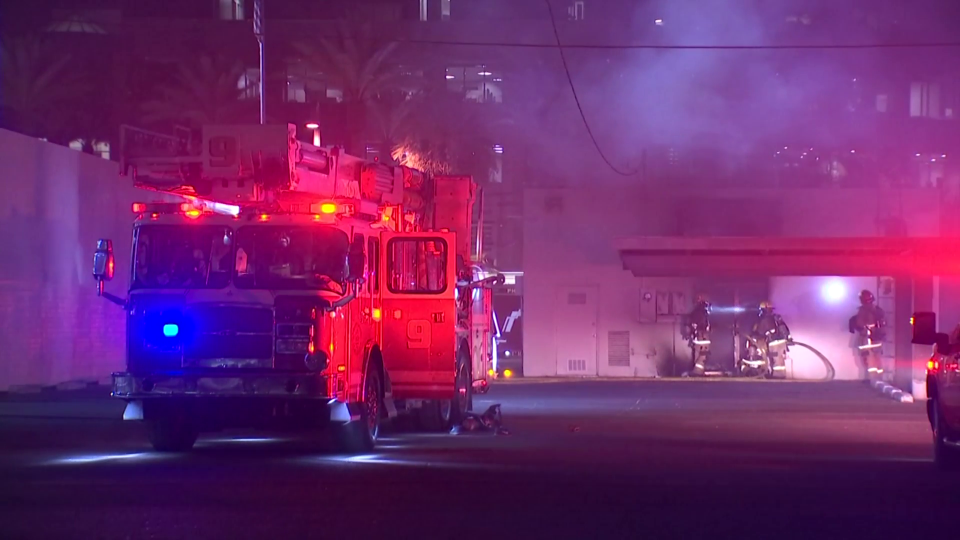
92 124 498 452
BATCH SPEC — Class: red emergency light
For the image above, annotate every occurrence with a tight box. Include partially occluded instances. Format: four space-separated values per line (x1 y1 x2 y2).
133 201 205 217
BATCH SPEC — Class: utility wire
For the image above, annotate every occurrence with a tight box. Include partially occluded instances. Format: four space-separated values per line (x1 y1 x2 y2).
393 38 960 50
543 0 640 177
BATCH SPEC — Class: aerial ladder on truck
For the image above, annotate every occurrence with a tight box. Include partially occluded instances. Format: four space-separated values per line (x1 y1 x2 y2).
90 123 500 452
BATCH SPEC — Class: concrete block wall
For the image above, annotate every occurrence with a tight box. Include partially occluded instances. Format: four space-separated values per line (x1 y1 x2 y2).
0 129 139 390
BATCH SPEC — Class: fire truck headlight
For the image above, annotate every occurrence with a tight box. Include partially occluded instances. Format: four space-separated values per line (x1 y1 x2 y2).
304 351 329 372
504 350 511 357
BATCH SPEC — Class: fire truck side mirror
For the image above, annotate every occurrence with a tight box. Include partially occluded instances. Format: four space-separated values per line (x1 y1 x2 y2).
93 239 115 285
346 236 365 283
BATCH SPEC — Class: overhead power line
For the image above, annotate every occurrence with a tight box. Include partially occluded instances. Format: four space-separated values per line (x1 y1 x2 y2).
391 38 960 51
543 0 641 177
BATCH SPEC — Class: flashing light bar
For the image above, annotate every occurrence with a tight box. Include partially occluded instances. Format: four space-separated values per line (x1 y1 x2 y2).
187 197 240 217
132 202 192 215
320 202 338 214
132 198 241 218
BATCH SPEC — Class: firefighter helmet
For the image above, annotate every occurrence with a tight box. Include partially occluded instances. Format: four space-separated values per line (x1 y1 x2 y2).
759 301 774 313
859 290 875 305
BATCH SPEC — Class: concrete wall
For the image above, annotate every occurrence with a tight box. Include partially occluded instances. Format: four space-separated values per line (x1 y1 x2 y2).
0 129 140 390
522 186 945 380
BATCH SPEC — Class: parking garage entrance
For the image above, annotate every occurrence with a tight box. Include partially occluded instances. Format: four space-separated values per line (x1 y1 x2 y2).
616 236 960 392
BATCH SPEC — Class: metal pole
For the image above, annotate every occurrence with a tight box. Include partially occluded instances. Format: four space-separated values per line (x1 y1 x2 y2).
476 186 484 262
254 0 266 125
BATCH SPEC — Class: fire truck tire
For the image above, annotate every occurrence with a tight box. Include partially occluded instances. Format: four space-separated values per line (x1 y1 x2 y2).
451 353 473 424
146 408 199 452
417 355 472 431
335 366 382 453
417 401 449 432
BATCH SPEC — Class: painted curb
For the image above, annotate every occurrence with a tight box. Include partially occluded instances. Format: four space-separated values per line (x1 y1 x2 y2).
872 380 915 403
6 378 111 394
7 385 44 394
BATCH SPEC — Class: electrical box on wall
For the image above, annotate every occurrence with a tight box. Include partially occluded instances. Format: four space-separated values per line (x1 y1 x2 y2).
641 289 686 322
672 291 688 316
640 290 656 323
656 291 671 317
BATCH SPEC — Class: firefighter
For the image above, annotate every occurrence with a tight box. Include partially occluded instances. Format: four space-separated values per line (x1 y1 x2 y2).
849 289 886 381
682 295 712 376
270 232 305 277
751 301 791 378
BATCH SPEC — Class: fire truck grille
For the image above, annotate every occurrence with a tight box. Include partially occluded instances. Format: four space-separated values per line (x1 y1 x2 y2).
183 306 274 368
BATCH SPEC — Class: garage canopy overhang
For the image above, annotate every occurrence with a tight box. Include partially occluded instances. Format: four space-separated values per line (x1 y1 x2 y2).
616 237 960 277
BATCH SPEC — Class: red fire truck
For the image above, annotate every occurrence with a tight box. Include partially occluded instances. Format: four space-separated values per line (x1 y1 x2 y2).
92 124 499 452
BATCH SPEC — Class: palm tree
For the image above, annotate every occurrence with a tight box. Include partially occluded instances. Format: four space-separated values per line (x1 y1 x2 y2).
0 34 90 138
389 91 504 181
140 54 252 129
295 21 411 154
295 21 406 103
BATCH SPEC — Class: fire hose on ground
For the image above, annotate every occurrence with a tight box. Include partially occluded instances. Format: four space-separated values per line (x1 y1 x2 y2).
786 340 837 382
740 337 836 382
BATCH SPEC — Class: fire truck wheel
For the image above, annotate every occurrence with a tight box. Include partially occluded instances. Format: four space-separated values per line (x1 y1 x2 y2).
417 356 472 431
451 356 472 424
417 400 449 432
146 408 199 452
335 367 382 453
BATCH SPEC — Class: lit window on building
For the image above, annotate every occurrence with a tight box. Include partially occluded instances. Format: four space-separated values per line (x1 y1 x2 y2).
237 69 260 100
446 66 503 104
219 0 244 21
442 0 451 20
69 140 110 160
568 1 585 21
875 94 888 113
910 82 942 118
286 77 306 103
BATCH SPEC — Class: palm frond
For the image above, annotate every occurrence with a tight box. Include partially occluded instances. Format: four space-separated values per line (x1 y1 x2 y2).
139 54 250 127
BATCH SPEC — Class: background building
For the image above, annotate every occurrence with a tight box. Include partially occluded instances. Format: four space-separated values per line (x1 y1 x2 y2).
1 0 959 272
522 184 959 396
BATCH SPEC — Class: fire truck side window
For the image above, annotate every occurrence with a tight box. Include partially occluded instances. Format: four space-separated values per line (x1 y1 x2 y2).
387 238 447 294
367 236 379 294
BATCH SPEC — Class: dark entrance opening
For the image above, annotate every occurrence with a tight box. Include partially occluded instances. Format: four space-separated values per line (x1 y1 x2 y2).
694 278 768 372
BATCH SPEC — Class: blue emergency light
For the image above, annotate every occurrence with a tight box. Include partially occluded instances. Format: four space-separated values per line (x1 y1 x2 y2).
162 324 180 338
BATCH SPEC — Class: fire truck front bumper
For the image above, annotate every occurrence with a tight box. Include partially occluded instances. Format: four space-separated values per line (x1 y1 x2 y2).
112 371 332 400
112 372 363 423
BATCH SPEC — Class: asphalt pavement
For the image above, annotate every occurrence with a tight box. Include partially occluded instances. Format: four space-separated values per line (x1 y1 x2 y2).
0 379 955 540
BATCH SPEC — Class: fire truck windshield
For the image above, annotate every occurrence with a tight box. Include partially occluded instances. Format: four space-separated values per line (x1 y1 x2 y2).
133 225 234 289
234 225 349 293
